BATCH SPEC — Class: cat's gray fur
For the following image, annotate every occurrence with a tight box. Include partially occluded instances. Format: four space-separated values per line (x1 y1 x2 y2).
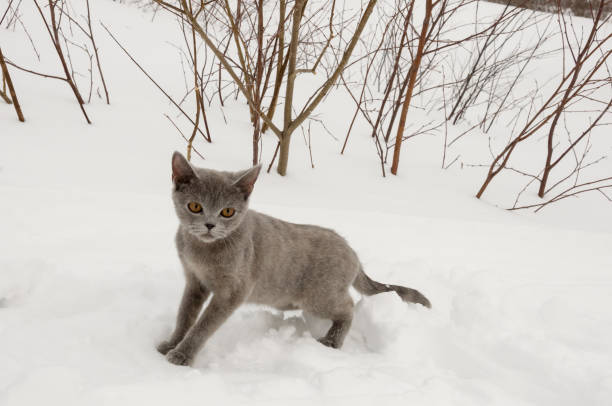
157 152 430 366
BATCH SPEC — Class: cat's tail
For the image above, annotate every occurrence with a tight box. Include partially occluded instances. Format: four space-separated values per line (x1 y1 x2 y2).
353 268 431 308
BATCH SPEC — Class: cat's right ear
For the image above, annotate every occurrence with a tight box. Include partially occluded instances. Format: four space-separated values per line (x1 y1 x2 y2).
171 151 196 189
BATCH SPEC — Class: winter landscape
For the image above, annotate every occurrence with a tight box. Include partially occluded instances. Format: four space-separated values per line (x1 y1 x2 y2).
1 0 611 405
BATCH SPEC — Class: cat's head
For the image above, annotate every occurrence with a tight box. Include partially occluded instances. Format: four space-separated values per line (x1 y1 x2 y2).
171 152 261 243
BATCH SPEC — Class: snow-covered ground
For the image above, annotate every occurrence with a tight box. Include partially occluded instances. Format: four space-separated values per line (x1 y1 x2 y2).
1 1 611 405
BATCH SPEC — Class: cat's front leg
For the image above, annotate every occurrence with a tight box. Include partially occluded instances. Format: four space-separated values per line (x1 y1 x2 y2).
166 285 246 366
157 274 209 355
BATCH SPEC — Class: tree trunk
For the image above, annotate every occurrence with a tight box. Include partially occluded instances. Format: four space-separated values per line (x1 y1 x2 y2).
252 116 261 165
277 135 291 176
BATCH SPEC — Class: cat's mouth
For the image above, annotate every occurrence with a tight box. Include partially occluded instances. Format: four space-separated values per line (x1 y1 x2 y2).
197 231 221 242
186 225 225 243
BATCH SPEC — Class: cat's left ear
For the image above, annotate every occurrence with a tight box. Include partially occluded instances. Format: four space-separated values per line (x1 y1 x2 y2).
233 164 261 200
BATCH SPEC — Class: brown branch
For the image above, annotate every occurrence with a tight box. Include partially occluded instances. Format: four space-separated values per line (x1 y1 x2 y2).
165 0 284 138
261 0 287 134
164 113 205 160
288 0 378 135
101 22 208 140
0 0 15 26
390 0 432 175
3 58 67 81
510 177 612 212
0 48 24 121
267 141 280 173
33 0 91 124
476 0 611 200
86 0 109 104
0 89 11 104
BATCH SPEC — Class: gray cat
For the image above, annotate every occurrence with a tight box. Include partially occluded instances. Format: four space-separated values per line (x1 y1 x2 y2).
157 152 431 366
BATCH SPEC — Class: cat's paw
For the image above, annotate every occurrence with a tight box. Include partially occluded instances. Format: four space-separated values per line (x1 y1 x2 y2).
317 336 341 349
166 349 191 366
156 340 176 355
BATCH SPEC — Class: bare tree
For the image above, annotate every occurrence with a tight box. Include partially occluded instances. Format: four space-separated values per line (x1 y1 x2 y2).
476 0 611 202
4 0 112 123
340 1 539 176
389 0 432 175
102 22 210 150
33 0 91 123
154 0 378 175
536 0 611 198
56 0 110 105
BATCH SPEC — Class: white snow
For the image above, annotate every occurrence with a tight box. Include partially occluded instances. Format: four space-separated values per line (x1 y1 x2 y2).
1 1 611 405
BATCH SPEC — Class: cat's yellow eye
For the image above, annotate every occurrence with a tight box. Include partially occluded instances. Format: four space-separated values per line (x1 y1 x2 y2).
187 202 203 213
220 208 235 218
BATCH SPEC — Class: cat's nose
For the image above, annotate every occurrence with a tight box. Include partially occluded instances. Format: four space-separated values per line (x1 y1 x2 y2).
205 223 215 230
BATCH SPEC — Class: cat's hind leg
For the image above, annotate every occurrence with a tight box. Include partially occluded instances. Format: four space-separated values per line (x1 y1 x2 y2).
305 292 354 349
318 318 353 349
